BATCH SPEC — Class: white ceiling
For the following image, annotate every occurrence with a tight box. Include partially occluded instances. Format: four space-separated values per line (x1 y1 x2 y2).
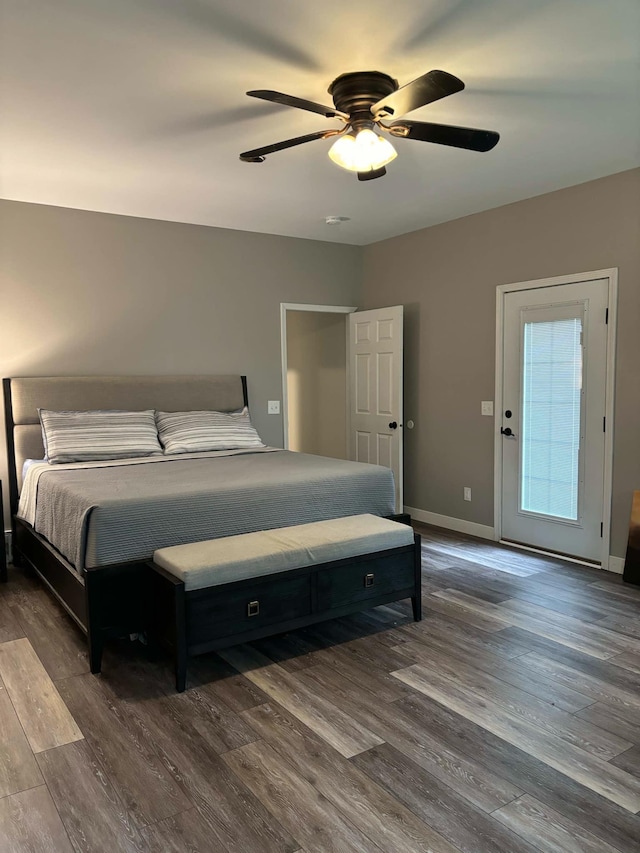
1 0 639 245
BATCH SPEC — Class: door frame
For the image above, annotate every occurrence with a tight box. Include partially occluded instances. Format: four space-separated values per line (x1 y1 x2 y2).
493 268 618 568
280 303 357 450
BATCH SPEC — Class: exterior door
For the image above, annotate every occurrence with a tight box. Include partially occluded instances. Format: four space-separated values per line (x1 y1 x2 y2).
501 279 609 562
347 306 403 511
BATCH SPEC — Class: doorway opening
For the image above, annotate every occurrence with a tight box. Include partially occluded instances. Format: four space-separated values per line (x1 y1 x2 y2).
281 301 405 511
280 303 356 459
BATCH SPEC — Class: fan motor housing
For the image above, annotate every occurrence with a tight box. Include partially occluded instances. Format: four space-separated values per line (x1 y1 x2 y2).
328 71 398 129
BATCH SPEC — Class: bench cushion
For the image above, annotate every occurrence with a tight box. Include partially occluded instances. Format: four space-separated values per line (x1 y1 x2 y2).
153 514 414 590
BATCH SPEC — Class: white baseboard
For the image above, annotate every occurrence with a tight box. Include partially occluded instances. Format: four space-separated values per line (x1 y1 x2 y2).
606 556 625 575
404 508 626 575
404 506 496 541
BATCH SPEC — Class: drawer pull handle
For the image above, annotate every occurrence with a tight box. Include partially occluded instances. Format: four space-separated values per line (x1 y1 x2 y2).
364 573 375 588
247 600 260 617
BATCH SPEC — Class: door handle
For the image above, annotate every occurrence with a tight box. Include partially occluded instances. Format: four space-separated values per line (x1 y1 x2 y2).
389 421 398 429
500 427 517 438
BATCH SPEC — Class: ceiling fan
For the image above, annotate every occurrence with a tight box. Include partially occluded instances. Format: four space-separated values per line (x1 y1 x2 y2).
240 69 499 181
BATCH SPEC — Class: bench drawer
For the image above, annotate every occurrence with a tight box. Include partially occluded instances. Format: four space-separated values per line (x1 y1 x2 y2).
186 573 312 646
316 548 415 610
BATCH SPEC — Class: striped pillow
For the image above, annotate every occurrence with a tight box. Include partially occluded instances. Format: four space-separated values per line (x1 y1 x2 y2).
156 408 265 454
39 409 163 464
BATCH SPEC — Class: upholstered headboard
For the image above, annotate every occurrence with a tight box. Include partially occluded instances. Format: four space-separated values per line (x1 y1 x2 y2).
3 375 248 513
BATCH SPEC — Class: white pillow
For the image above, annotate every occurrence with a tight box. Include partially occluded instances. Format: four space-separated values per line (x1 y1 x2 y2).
39 409 163 464
156 408 265 454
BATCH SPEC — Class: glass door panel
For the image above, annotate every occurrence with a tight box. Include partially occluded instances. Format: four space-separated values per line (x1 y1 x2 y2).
520 312 583 522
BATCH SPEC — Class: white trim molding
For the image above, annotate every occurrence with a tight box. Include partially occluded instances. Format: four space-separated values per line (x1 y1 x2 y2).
494 268 618 569
607 556 625 575
405 506 496 541
406 507 625 574
280 302 357 450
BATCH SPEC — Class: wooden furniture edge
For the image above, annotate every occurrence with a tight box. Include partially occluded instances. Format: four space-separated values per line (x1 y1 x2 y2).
3 375 249 670
150 533 422 692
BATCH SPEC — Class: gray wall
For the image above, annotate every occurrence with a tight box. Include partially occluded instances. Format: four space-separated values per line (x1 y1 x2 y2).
3 169 639 558
286 311 347 459
362 167 640 558
0 200 361 519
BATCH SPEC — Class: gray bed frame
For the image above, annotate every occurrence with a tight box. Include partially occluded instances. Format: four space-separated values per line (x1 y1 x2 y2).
3 374 249 673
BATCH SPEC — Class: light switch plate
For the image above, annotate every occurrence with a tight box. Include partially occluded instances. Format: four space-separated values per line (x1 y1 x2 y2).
481 401 494 416
267 400 280 415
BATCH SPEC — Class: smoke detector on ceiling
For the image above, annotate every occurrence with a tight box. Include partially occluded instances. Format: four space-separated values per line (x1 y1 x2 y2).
325 215 351 225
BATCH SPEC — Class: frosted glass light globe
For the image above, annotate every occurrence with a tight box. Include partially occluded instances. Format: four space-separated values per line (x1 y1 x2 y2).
328 129 397 172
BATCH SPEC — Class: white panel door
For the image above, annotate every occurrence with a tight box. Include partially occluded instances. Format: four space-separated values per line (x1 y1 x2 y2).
501 279 609 561
348 306 403 511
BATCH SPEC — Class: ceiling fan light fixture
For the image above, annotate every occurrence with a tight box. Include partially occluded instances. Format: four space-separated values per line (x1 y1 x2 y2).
328 128 397 173
243 69 499 171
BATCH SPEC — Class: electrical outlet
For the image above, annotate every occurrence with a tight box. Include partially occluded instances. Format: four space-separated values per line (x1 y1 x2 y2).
267 400 280 415
481 401 494 416
463 487 472 501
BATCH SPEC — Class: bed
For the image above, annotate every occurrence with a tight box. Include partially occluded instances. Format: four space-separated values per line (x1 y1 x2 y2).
3 375 397 673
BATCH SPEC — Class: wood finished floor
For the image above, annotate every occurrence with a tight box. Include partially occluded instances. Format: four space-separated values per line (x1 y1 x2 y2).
1 524 639 852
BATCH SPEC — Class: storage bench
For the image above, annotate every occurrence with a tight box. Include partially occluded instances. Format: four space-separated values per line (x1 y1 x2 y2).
149 514 421 691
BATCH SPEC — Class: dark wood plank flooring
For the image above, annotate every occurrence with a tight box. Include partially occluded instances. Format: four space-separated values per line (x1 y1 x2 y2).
1 524 639 852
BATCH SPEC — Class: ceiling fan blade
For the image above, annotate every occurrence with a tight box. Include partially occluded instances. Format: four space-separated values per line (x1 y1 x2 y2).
357 167 387 181
247 90 349 121
386 120 499 152
240 129 341 162
371 70 464 118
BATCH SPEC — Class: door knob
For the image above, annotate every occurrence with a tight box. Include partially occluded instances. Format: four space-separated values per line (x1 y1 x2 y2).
389 421 398 429
501 427 513 436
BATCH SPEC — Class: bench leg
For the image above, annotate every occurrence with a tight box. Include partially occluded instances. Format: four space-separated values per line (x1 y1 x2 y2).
176 661 187 693
174 583 187 692
175 647 187 693
89 633 104 674
412 594 422 622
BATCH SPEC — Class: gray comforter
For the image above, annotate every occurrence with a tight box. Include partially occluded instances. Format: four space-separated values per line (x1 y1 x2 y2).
30 450 396 570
